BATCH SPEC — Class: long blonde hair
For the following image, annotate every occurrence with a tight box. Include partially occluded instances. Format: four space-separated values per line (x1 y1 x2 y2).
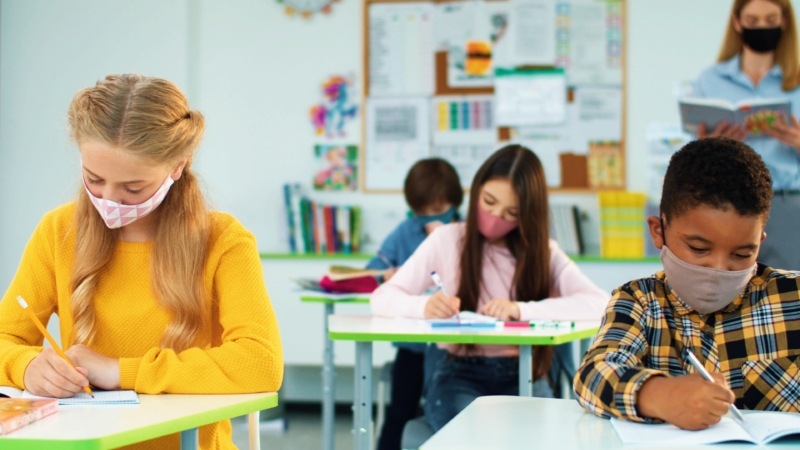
67 74 210 353
719 0 800 91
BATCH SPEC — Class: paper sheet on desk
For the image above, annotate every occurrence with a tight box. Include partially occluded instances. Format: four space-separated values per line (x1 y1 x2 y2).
23 390 140 405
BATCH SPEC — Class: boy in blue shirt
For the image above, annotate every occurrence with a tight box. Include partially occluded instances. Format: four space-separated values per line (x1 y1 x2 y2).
369 158 462 450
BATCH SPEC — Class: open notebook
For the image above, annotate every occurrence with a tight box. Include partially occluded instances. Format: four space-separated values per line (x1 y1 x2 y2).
612 412 800 445
0 386 139 405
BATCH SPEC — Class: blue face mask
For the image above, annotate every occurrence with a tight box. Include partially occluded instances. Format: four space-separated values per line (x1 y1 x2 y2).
415 206 457 228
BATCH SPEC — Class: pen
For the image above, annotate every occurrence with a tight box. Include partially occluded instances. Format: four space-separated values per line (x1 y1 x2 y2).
430 271 449 296
17 296 94 398
377 251 395 269
685 351 743 421
529 320 575 328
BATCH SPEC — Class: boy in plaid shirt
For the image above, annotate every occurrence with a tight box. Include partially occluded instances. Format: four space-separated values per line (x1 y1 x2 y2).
574 137 800 430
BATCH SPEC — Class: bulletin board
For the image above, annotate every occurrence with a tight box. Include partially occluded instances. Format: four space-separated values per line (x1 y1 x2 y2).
361 0 627 193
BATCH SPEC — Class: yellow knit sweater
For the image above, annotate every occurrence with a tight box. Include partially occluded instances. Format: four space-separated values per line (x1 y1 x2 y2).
0 203 283 449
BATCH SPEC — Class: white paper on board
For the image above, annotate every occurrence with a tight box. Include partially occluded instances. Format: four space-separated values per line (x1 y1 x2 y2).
505 0 557 67
495 71 567 126
365 97 431 190
368 2 435 97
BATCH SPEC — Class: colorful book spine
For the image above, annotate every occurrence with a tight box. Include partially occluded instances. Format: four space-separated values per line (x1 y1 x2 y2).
0 398 58 435
339 206 352 254
282 184 296 253
313 201 325 254
351 206 362 253
599 192 647 258
291 185 305 254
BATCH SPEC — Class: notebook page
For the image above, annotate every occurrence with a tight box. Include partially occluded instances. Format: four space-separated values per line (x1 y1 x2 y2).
611 417 755 445
739 411 800 444
22 390 139 405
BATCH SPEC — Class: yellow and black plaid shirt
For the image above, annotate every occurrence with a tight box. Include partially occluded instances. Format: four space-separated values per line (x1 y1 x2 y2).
574 264 800 421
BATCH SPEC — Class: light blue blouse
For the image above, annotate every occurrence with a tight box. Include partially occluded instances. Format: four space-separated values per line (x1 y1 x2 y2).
693 54 800 190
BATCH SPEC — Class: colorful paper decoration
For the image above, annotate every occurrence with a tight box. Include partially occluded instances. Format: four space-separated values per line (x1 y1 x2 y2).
277 0 339 19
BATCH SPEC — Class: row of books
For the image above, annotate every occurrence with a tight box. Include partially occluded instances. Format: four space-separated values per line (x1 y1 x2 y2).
283 184 362 254
598 191 647 259
549 204 585 256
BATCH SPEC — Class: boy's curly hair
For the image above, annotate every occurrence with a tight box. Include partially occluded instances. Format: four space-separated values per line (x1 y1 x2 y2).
660 137 772 221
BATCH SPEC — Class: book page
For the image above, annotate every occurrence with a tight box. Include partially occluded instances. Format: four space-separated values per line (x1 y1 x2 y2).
610 417 755 445
739 412 800 444
22 389 139 405
0 386 23 398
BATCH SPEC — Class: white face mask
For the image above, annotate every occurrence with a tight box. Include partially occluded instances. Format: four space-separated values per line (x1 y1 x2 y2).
660 245 756 314
83 174 174 229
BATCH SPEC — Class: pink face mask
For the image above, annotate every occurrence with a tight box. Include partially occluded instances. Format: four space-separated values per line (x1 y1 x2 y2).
83 174 174 229
476 204 518 239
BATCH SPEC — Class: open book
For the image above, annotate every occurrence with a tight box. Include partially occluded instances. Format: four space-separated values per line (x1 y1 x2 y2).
0 386 139 405
679 97 790 135
612 411 800 445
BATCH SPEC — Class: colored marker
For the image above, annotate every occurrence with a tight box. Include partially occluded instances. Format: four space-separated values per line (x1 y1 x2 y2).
503 321 530 328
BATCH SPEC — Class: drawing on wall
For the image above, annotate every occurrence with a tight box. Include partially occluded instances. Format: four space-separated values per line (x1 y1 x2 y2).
277 0 340 19
309 75 358 138
313 145 358 191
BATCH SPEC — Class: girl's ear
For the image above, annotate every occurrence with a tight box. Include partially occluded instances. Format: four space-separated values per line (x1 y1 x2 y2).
732 13 742 33
647 215 665 249
170 159 188 181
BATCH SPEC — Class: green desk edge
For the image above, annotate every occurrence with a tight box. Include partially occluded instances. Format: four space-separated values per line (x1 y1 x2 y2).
0 393 278 450
329 327 599 346
261 252 660 264
301 295 370 304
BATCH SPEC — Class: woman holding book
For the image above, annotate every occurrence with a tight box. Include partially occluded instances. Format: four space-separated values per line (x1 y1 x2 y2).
693 0 800 270
0 74 283 450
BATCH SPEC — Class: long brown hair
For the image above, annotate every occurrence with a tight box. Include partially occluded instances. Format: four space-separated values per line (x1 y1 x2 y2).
456 145 553 379
719 0 800 91
68 74 210 352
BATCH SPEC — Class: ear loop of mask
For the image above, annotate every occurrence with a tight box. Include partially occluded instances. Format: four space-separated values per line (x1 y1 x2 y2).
660 216 668 247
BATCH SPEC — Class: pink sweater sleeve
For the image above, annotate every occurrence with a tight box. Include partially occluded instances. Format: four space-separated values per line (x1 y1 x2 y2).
370 225 455 319
517 240 610 321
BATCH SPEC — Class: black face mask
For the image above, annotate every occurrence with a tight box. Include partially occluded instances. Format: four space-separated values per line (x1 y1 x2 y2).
741 26 783 53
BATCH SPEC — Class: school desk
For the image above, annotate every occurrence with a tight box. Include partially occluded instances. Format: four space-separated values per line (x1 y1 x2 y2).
328 315 600 450
0 392 278 450
420 396 800 450
300 291 371 450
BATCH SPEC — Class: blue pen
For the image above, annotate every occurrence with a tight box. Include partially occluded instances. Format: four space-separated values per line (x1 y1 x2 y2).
430 271 449 296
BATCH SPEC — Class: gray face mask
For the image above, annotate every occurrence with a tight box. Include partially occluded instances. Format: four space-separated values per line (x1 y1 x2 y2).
660 245 756 314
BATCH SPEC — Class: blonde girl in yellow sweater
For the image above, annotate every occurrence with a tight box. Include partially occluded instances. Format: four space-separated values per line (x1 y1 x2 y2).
0 74 283 449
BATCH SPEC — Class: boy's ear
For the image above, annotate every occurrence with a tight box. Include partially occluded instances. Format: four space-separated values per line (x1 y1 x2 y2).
647 215 665 249
761 230 767 242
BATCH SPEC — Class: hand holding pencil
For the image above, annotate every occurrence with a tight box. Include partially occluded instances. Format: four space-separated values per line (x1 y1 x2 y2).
18 296 94 398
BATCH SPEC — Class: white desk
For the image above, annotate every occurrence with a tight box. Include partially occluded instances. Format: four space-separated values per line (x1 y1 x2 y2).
328 315 600 450
0 392 278 450
422 396 800 449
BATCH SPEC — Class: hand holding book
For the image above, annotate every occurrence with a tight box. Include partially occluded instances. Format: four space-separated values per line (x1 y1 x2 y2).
763 114 800 150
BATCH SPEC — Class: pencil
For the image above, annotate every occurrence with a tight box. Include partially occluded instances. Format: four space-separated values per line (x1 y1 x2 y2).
17 296 94 398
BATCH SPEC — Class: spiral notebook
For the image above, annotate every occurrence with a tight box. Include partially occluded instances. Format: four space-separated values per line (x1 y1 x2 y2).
0 386 139 405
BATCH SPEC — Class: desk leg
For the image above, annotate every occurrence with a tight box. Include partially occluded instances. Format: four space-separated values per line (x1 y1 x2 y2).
323 303 335 450
519 345 533 397
354 341 373 450
180 428 199 450
248 412 261 450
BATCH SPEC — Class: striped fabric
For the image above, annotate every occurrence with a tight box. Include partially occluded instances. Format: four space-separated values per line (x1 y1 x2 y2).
574 264 800 422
